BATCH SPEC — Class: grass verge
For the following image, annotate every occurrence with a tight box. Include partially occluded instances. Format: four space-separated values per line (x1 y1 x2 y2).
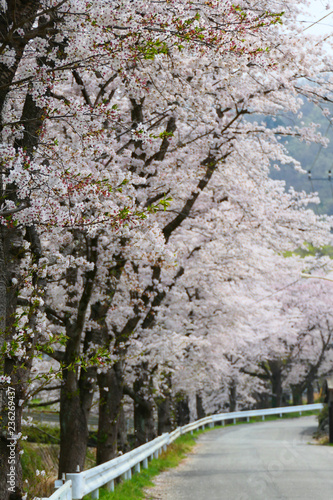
21 438 96 498
242 409 320 424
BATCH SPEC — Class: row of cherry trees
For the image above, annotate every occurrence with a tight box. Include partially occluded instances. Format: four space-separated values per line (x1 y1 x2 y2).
1 1 333 498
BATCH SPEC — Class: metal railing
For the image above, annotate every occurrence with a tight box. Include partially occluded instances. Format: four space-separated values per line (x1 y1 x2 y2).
44 403 323 500
42 480 72 500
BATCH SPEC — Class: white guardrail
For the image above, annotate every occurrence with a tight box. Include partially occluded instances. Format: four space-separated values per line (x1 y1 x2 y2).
43 403 323 500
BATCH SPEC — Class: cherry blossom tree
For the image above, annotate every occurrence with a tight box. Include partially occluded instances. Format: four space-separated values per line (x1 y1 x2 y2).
2 1 333 496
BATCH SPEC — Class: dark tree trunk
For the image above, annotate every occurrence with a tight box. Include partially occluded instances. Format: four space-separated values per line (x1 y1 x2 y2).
58 355 96 475
117 406 129 454
291 385 303 406
157 396 174 435
133 365 156 446
96 363 124 464
59 239 98 476
59 383 90 474
269 360 282 408
307 383 314 405
255 390 271 409
175 393 190 426
196 393 205 419
157 374 174 435
134 397 155 446
229 380 237 412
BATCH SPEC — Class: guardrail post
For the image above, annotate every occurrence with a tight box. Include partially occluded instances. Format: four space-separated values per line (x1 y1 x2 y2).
135 462 141 473
65 472 84 500
106 480 115 492
143 458 148 469
91 488 99 499
154 449 159 459
279 413 282 418
246 417 250 423
233 418 236 425
127 468 132 480
262 416 265 421
209 422 214 429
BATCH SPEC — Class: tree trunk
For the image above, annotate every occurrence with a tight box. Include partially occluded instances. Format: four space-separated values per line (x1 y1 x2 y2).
117 406 129 454
157 374 174 435
269 360 282 408
157 395 174 435
133 365 156 446
58 238 98 476
291 385 303 406
96 363 124 464
59 356 96 475
59 384 89 474
175 393 190 426
134 397 155 446
196 393 205 419
229 380 237 412
307 383 314 405
0 226 40 498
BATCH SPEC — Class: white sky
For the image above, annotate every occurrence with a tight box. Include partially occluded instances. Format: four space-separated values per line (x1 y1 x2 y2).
300 0 333 36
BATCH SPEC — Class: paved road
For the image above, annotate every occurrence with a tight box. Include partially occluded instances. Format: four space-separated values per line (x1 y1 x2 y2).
154 417 333 500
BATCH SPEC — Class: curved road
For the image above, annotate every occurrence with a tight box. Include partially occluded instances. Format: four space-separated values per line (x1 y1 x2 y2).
152 416 333 500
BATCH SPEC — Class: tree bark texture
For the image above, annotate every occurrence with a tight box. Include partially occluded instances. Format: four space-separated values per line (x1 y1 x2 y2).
269 361 283 408
175 393 190 426
58 239 98 475
96 363 124 465
196 393 205 419
291 385 303 406
157 395 174 435
133 365 156 446
307 383 314 405
228 380 237 412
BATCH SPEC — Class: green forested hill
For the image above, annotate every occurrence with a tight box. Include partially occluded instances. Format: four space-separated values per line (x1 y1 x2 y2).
265 99 333 215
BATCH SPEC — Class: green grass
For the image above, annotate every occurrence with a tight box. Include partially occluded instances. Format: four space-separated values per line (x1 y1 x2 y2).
22 423 60 444
242 409 320 424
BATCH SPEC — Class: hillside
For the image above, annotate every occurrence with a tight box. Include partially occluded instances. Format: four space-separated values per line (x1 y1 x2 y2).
266 99 333 215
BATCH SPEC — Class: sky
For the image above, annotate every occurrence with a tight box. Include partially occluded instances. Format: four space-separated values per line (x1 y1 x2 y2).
300 0 333 36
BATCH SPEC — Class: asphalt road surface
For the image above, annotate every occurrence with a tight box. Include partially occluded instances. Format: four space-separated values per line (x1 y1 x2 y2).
152 416 333 500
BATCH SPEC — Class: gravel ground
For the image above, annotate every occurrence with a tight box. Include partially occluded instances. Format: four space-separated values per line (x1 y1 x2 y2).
144 443 202 500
